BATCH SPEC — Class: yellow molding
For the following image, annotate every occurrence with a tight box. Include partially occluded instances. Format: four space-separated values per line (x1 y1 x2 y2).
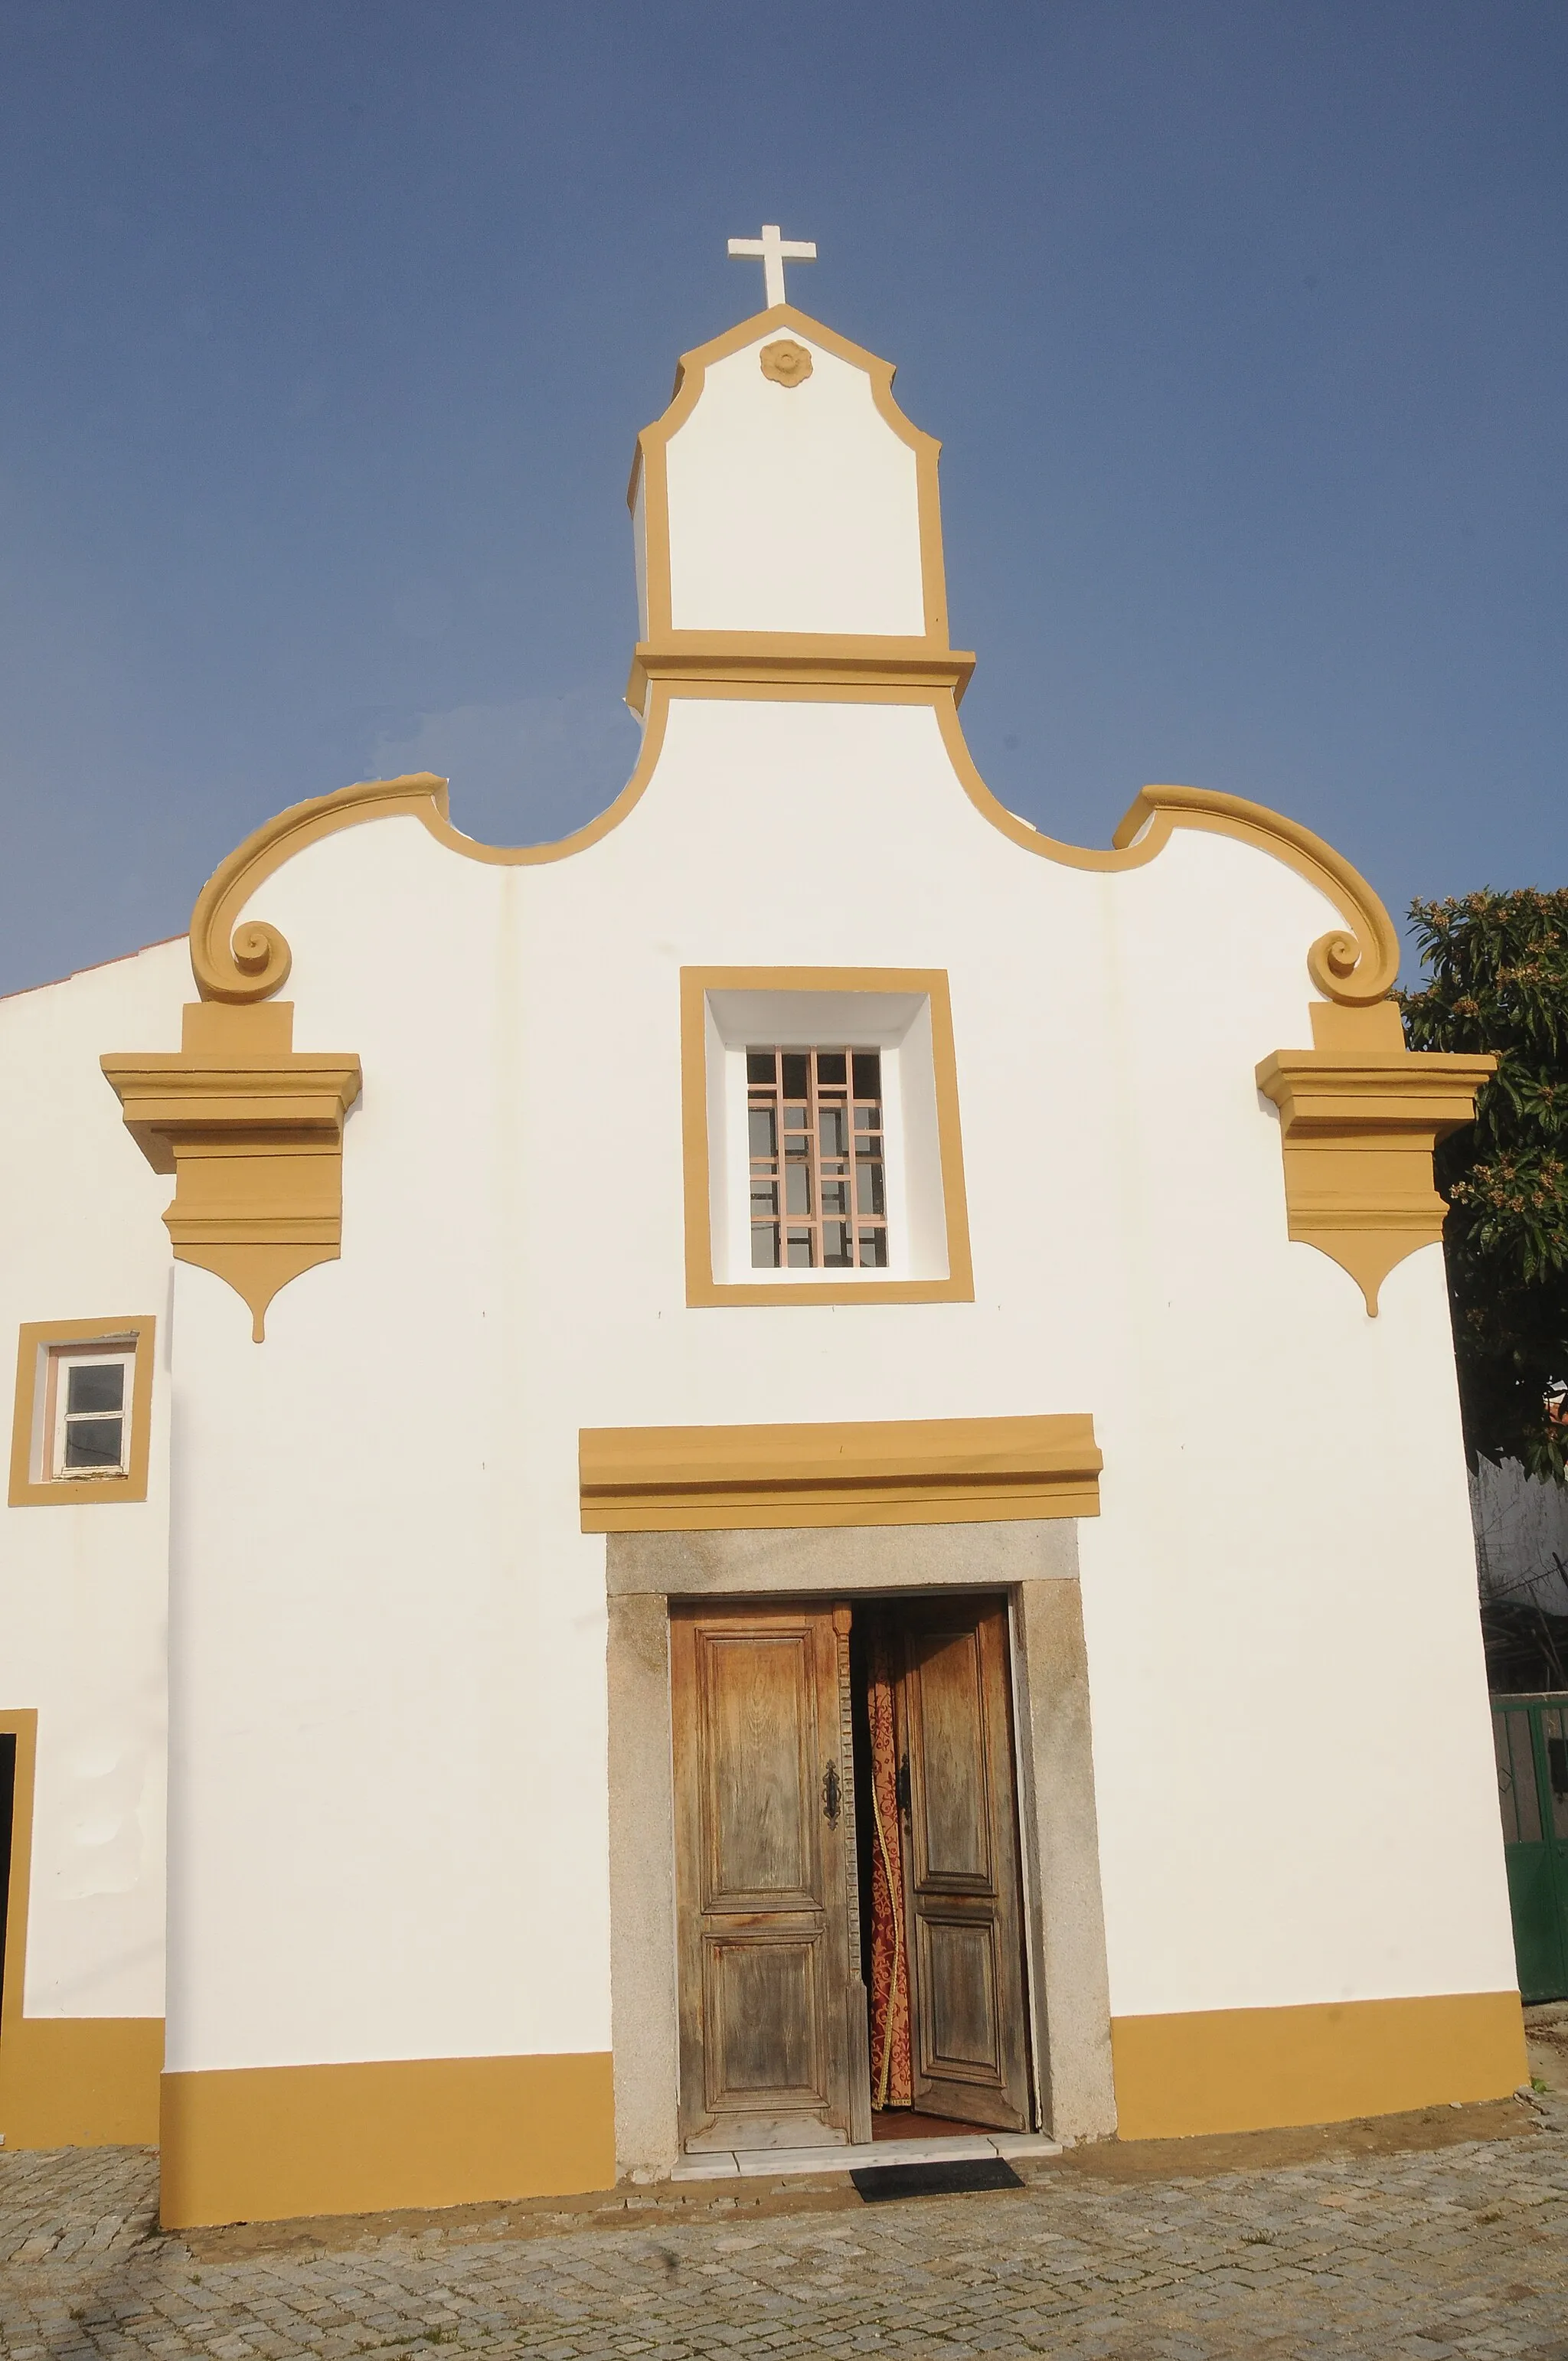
1111 1992 1527 2141
190 774 444 1003
760 336 813 389
679 965 975 1308
8 1318 156 1507
625 307 1399 1007
0 1710 161 2147
932 702 1403 1009
102 1003 361 1341
627 304 957 655
626 635 975 717
185 692 673 1004
1256 1001 1494 1314
159 2051 616 2228
174 431 1396 1032
0 2017 163 2147
579 1412 1102 1532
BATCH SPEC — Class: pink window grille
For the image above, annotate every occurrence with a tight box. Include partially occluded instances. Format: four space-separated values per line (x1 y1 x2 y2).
747 1048 888 1270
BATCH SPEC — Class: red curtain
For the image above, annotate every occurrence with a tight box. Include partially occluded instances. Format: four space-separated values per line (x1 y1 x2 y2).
865 1615 911 2108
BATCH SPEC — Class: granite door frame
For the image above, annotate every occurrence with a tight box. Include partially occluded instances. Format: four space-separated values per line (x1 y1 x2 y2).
605 1520 1118 2183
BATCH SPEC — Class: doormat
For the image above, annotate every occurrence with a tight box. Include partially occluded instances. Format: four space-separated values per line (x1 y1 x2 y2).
851 2157 1024 2202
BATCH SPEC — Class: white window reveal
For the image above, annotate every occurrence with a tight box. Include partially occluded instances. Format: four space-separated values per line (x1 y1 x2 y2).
48 1346 135 1480
703 985 954 1288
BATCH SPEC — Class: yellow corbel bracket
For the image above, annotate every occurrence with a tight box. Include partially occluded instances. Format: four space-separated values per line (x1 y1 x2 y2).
103 1002 361 1341
1255 1001 1494 1315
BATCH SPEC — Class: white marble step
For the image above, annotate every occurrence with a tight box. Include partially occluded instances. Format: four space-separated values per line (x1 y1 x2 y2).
670 2130 1061 2182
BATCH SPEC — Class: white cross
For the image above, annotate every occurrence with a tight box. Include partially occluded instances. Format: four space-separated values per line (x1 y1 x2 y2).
727 223 817 309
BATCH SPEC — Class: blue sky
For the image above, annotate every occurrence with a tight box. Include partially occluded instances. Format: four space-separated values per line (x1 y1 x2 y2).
0 1 1563 998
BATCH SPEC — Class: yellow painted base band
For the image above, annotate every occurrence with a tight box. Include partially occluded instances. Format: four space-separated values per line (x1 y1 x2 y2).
1111 1992 1527 2141
159 2050 616 2228
0 2016 163 2147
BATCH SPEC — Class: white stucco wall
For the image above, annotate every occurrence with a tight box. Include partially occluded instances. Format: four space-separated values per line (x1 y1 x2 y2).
0 940 186 2019
158 687 1515 2078
11 309 1511 2093
662 330 926 635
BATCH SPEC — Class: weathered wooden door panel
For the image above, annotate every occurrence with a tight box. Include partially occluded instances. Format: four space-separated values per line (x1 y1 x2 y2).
900 1600 1031 2129
702 1632 818 1906
673 1604 861 2152
916 1915 1002 2076
704 1933 825 2111
908 1619 994 1887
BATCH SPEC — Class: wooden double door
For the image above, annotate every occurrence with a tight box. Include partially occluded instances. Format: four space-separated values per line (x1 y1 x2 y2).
671 1595 1032 2153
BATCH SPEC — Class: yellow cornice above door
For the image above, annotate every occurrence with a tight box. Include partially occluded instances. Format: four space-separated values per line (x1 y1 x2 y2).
579 1413 1102 1532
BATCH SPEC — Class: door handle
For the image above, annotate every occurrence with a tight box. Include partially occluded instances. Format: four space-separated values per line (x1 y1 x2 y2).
822 1760 841 1827
896 1755 911 1818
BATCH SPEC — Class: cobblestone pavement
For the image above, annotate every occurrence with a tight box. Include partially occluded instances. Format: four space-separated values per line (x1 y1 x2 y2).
8 2111 1568 2359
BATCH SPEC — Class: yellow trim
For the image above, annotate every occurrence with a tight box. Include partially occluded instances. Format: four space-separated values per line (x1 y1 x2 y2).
175 681 1400 1025
932 702 1402 1008
1256 1001 1495 1314
0 1710 162 2145
626 305 963 686
0 2018 163 2147
186 692 672 1004
165 309 1400 1022
579 1413 1102 1533
623 306 1395 1006
627 635 974 716
8 1318 156 1507
159 2052 616 2228
680 965 975 1308
103 1004 361 1341
1111 1992 1527 2141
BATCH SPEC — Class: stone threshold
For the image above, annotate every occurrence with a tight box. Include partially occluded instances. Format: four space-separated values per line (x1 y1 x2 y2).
671 2131 1062 2180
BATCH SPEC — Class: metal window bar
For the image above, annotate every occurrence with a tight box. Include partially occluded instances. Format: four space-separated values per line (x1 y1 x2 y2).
748 1047 888 1271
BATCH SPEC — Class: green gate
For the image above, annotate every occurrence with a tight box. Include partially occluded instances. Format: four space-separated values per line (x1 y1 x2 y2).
1492 1693 1568 2002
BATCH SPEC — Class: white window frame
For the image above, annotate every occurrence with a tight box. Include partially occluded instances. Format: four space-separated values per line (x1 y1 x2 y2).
47 1343 136 1481
707 989 949 1288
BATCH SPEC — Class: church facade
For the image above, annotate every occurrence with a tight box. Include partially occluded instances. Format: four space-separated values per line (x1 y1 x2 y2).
0 287 1525 2227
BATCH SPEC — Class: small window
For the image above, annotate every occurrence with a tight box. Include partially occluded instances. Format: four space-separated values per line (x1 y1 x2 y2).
746 1047 889 1270
8 1318 156 1507
49 1347 135 1480
681 968 973 1307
